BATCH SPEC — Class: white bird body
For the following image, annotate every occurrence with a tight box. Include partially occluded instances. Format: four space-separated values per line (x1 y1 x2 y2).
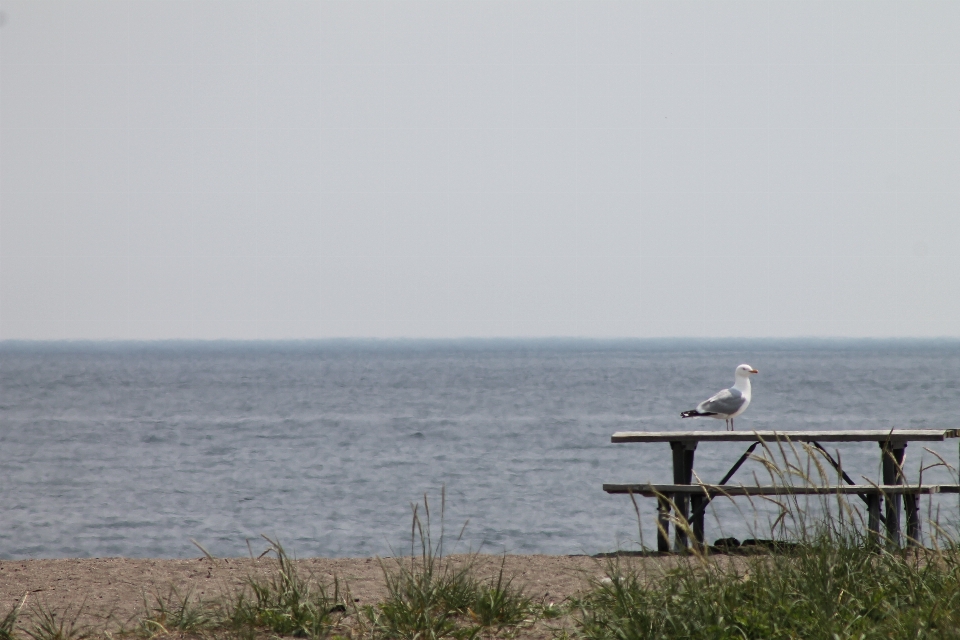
681 364 758 430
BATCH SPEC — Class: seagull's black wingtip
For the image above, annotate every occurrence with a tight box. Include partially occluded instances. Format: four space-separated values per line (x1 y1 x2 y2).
681 410 718 418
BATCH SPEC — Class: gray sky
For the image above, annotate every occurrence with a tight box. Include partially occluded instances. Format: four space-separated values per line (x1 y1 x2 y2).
1 0 959 340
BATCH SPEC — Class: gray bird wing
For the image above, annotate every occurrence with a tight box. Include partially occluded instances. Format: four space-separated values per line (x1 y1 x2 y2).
696 387 745 416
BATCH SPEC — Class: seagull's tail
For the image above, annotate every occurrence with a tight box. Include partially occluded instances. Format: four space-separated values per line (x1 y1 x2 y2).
680 410 718 418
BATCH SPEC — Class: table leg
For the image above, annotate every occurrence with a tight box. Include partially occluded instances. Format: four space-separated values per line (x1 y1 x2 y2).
905 492 921 547
880 442 906 548
657 496 671 552
867 493 881 547
691 494 705 550
670 441 697 550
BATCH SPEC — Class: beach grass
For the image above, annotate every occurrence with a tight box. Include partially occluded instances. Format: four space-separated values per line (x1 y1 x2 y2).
362 490 537 640
223 537 344 640
21 603 93 640
136 587 220 637
574 532 960 639
115 494 538 640
0 599 24 640
132 537 346 640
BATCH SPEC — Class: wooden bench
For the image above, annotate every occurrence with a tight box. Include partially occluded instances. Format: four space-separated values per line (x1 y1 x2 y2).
604 483 959 551
605 430 960 552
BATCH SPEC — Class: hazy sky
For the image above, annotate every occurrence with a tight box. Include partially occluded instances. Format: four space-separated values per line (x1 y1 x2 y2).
1 0 959 340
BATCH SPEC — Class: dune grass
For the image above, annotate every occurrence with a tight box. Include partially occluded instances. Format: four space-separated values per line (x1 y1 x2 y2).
574 533 960 640
131 537 346 640
362 490 537 640
20 604 93 640
136 587 218 637
0 599 24 640
223 537 345 639
126 498 537 640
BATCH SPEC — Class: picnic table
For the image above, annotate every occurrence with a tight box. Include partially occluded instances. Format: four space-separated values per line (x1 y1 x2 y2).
604 429 960 551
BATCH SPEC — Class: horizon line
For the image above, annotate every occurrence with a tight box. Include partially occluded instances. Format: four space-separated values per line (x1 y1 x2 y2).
3 336 960 346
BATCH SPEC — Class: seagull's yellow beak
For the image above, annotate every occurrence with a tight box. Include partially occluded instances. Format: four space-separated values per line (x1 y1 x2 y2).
750 369 759 374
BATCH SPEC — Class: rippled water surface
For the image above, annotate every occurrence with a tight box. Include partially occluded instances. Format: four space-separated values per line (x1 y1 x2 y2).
2 340 959 559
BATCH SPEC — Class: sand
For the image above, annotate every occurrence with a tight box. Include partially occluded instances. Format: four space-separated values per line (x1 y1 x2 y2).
0 554 617 637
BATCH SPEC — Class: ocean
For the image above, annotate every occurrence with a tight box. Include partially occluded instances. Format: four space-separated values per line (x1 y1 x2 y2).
1 339 959 559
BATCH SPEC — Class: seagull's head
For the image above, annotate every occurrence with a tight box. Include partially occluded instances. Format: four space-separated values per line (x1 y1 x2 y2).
736 364 759 376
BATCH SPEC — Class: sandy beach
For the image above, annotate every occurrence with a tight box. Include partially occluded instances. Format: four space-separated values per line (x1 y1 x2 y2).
0 554 618 637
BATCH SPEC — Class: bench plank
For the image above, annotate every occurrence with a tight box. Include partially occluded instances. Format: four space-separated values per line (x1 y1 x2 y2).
611 429 959 444
603 483 956 496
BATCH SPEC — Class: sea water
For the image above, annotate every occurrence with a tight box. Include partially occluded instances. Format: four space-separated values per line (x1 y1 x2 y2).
1 339 959 559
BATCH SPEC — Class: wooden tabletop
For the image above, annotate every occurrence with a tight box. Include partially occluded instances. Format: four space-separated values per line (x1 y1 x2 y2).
611 429 960 444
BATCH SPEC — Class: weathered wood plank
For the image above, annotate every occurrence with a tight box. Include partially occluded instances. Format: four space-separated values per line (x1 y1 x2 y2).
611 429 959 444
602 483 954 496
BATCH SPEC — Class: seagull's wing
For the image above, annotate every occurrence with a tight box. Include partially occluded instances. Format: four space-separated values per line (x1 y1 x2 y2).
696 387 745 416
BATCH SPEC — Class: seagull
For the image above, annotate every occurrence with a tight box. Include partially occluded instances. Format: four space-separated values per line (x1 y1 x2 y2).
680 364 758 431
